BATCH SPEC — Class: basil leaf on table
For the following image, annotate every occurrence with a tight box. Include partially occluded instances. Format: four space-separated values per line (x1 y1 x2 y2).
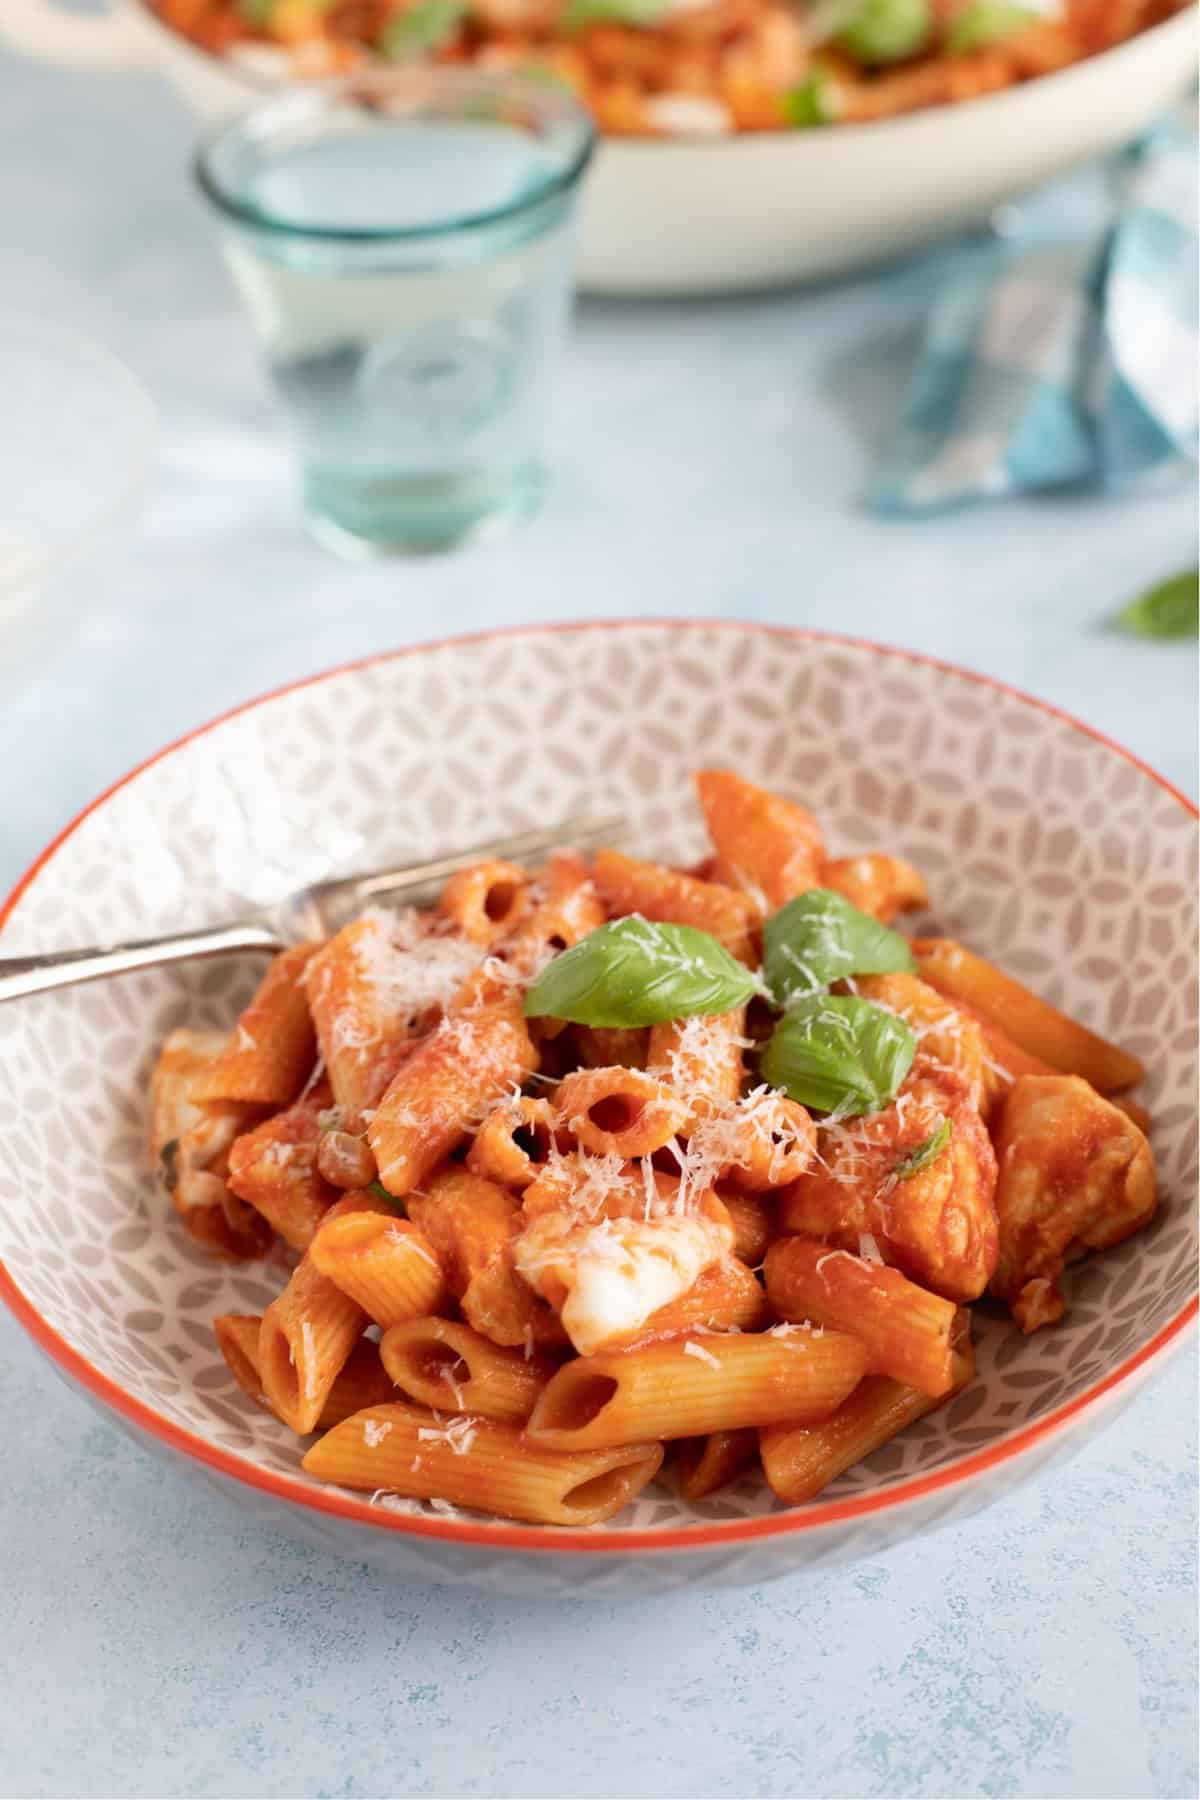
1111 570 1199 641
378 0 467 56
762 887 916 1007
523 917 757 1027
944 2 1038 52
894 1117 952 1180
759 996 916 1116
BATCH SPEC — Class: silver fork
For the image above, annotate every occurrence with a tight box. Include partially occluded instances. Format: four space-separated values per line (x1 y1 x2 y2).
0 813 625 1004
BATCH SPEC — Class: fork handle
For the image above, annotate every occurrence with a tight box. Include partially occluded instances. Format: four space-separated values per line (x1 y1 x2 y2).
0 920 282 1003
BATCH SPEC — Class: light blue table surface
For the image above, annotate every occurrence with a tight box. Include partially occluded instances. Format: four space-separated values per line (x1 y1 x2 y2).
0 48 1196 1800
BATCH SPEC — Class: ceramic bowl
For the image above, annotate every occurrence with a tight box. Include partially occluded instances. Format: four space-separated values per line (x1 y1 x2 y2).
0 622 1194 1594
2 0 1196 294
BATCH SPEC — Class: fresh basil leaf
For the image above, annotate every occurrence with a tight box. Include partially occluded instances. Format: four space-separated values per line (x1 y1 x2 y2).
944 2 1037 52
562 0 669 30
159 1137 179 1194
894 1117 952 1180
367 1179 405 1212
783 65 839 128
237 0 276 26
1111 570 1199 641
837 0 931 64
378 0 467 56
522 916 757 1027
759 996 916 1116
762 887 916 1007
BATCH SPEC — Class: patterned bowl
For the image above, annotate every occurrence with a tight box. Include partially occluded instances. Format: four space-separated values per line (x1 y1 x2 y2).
0 622 1194 1595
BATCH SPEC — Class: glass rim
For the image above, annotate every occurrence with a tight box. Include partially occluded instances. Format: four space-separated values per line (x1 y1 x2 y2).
193 67 596 246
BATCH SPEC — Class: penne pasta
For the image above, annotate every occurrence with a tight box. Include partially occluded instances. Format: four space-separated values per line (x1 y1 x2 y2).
719 1189 775 1267
438 858 532 947
913 938 1145 1093
675 1428 760 1501
309 1209 448 1328
592 847 758 962
215 1313 396 1428
304 909 483 1120
380 1317 557 1421
368 992 537 1197
258 1189 392 1432
764 1236 960 1397
466 1095 559 1189
153 769 1163 1528
553 1065 690 1158
820 854 928 923
525 1329 868 1450
647 1007 746 1119
760 1338 975 1505
694 768 824 911
409 1167 567 1349
226 1082 337 1251
191 944 320 1107
611 1255 768 1347
302 1401 664 1526
573 1025 650 1071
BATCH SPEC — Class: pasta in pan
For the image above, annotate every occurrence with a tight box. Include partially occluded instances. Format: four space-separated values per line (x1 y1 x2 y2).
152 0 1186 140
152 769 1157 1526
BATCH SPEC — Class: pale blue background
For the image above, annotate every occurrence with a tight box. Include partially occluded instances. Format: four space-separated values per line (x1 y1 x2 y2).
0 47 1196 1800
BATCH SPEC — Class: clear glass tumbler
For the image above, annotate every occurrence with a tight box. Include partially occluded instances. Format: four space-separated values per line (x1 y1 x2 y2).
195 69 595 555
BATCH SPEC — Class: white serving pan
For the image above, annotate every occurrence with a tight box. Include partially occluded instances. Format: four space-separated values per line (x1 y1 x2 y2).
3 0 1195 294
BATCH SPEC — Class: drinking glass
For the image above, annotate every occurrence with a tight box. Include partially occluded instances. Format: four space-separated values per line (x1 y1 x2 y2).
195 69 595 555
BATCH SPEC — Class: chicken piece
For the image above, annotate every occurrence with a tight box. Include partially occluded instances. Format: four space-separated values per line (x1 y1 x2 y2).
855 972 987 1111
149 1028 270 1259
778 1058 998 1303
990 1075 1157 1333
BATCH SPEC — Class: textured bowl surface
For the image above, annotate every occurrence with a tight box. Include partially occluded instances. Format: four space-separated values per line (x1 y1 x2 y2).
0 623 1195 1593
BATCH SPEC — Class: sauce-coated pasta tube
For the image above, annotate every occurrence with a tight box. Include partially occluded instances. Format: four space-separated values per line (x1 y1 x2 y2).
438 859 531 946
215 1314 396 1428
553 1066 690 1158
913 938 1144 1092
226 1083 336 1251
258 1190 392 1432
675 1429 759 1502
694 769 824 911
380 1318 557 1421
647 1008 746 1118
613 1256 767 1347
192 945 319 1106
592 848 758 962
309 1210 447 1327
368 993 537 1197
409 1168 566 1349
525 1329 868 1450
820 855 927 923
719 1190 774 1266
466 1095 558 1189
302 1402 664 1526
760 1340 976 1504
764 1237 959 1397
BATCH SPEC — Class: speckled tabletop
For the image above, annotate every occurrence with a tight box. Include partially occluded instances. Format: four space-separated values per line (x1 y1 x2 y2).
0 47 1196 1800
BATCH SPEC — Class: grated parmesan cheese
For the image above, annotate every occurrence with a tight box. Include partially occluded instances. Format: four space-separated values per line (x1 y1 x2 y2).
417 1415 479 1457
362 1418 393 1448
683 1339 721 1369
